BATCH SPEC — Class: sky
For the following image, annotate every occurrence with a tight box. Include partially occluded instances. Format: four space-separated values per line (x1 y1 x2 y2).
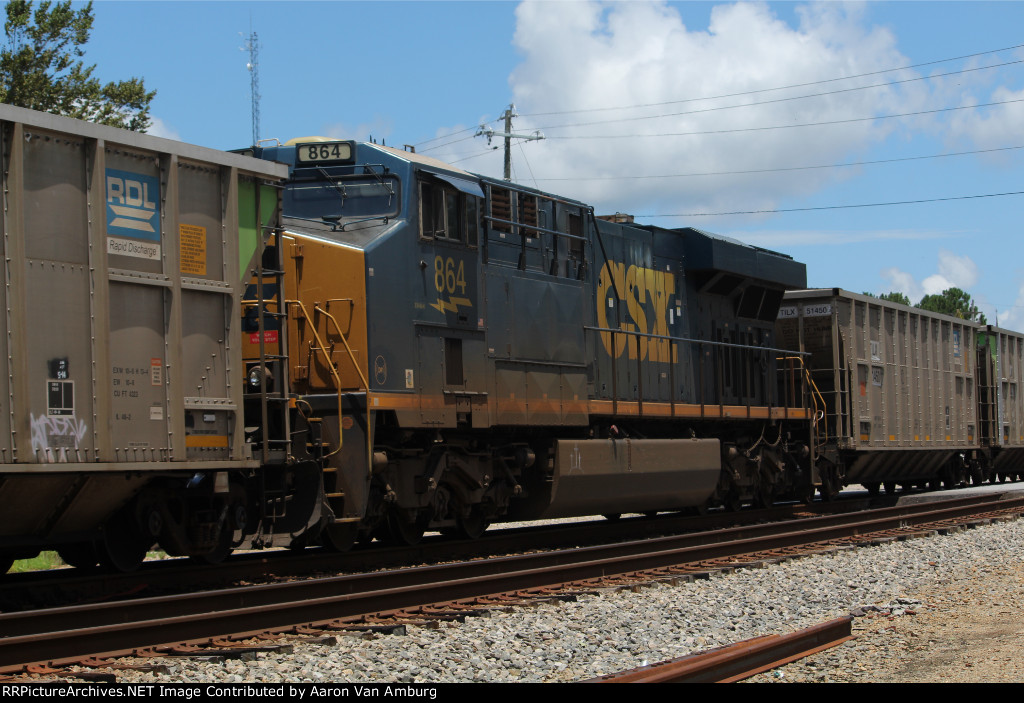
80 0 1024 328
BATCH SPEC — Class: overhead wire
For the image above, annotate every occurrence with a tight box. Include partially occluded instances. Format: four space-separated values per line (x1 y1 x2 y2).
518 42 1024 118
547 97 1024 140
638 190 1024 218
532 144 1024 182
531 59 1024 132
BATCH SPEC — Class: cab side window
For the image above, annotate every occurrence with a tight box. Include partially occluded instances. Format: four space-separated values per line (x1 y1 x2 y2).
420 180 480 246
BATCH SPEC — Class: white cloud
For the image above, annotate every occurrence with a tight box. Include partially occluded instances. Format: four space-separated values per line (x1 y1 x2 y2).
947 85 1024 154
145 117 181 142
997 282 1024 330
322 117 395 145
880 267 924 304
428 0 921 219
878 249 981 305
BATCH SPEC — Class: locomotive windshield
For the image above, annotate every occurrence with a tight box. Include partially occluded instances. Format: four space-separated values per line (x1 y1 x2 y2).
284 169 401 223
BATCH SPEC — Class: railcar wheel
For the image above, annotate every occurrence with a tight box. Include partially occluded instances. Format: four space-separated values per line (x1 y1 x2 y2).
100 532 149 573
603 513 622 521
864 482 881 497
57 542 99 570
0 555 12 575
325 523 359 552
191 526 233 565
884 482 897 496
99 509 151 573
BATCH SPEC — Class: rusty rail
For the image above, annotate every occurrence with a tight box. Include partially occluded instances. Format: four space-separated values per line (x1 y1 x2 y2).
588 617 854 682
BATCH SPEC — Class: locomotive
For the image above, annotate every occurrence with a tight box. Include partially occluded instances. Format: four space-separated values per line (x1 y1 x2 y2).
236 137 814 551
0 103 1017 575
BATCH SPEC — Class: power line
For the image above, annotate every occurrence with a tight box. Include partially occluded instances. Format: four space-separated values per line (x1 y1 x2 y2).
519 42 1024 118
414 117 503 149
531 144 1024 182
639 190 1024 218
548 97 1024 140
531 59 1024 133
418 132 483 153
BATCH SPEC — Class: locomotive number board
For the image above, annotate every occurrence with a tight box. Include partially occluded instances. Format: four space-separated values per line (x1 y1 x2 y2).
296 141 355 165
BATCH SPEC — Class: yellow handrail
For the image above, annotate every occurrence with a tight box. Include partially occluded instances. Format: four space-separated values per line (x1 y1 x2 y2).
315 303 374 478
286 299 345 458
778 356 828 449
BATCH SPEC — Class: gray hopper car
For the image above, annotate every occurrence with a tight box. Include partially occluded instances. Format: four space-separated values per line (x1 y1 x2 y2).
778 288 987 494
0 104 289 571
978 325 1024 477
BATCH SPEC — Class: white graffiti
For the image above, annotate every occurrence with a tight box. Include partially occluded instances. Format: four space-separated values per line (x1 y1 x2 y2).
31 414 88 459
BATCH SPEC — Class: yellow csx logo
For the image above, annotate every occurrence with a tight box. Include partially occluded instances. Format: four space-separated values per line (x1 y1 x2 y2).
430 255 472 314
597 261 677 362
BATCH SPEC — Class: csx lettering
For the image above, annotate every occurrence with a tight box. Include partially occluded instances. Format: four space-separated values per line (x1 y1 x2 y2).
597 261 677 363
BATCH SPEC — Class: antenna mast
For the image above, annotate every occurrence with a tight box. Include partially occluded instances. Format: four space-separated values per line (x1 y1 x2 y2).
242 29 261 146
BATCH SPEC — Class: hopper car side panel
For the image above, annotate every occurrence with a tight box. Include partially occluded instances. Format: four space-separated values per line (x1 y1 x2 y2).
0 104 297 568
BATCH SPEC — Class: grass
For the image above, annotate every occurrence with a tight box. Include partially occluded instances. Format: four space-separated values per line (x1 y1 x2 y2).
9 551 64 573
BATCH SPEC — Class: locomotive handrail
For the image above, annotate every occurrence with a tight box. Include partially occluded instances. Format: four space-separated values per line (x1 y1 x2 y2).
778 355 828 449
285 299 345 459
482 214 587 242
583 324 809 357
314 302 374 479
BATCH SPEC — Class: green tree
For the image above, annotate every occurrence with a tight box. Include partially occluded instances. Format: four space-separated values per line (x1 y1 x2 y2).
879 291 911 306
917 287 987 324
863 291 912 306
0 1 154 131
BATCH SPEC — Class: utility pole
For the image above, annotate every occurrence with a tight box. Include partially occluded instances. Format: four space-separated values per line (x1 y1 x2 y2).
476 104 544 181
242 29 261 147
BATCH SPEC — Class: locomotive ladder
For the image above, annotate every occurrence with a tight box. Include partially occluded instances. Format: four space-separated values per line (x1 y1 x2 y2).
283 297 373 528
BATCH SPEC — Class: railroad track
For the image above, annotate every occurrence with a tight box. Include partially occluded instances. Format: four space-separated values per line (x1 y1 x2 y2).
2 491 1021 677
587 617 855 682
0 499 856 613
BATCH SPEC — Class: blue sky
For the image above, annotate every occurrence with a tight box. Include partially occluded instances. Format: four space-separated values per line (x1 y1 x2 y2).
82 1 1024 327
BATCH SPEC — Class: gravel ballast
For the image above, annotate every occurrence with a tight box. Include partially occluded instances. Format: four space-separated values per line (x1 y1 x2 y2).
94 511 1024 684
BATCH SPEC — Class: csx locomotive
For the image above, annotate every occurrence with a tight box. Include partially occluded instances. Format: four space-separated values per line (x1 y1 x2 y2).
0 104 1018 573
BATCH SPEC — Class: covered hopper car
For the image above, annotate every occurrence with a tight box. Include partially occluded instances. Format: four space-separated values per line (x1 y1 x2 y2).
777 290 1024 495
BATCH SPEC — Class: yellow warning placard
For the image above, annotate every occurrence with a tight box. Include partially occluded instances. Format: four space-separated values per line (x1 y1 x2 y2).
179 223 207 275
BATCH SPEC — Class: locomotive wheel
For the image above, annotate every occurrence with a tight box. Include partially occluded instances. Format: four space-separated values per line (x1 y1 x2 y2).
753 482 775 509
57 542 100 570
325 523 359 552
457 510 490 540
386 511 427 546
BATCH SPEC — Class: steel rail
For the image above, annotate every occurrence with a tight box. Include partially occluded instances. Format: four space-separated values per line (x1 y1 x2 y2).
586 617 854 682
0 494 1020 673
